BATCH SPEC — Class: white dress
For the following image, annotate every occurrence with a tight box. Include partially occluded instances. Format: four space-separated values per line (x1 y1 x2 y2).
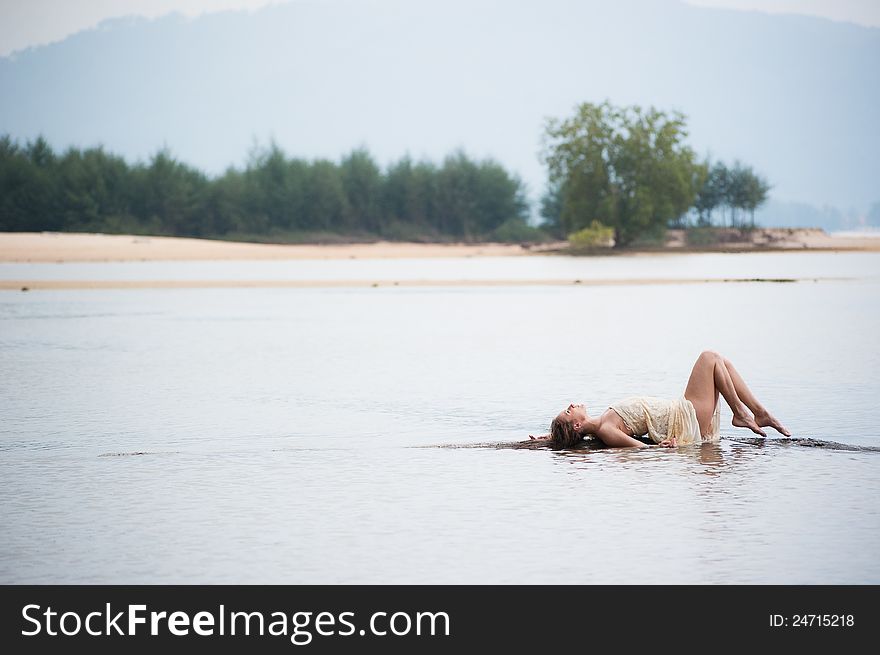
608 396 720 445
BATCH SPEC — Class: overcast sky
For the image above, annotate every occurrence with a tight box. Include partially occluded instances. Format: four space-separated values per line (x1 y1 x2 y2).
1 0 878 57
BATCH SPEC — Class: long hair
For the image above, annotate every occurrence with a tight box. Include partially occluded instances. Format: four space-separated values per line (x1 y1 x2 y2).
549 416 583 449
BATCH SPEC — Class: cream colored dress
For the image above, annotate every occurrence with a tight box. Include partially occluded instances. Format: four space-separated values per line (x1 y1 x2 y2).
608 396 720 445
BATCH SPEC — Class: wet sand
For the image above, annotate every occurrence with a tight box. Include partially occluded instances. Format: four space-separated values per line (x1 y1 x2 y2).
1 229 878 264
0 230 876 290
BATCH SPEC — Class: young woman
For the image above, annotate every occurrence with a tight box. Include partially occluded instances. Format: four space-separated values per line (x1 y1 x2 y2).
532 350 790 449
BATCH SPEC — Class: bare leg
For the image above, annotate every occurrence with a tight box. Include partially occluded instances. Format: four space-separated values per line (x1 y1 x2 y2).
722 356 790 436
684 351 766 437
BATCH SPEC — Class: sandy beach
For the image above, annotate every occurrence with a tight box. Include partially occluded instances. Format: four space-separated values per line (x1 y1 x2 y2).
0 232 544 263
1 229 878 264
0 230 876 291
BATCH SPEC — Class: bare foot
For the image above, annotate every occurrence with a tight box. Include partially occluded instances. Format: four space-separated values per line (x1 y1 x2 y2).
754 412 791 437
732 413 767 437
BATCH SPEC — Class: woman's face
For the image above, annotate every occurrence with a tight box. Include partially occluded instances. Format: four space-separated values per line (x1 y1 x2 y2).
557 403 587 427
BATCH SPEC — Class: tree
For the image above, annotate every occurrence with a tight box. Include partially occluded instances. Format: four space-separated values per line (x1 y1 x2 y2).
303 159 349 231
206 167 248 235
0 136 36 231
339 148 382 233
472 158 529 235
21 136 60 230
542 102 701 247
731 163 770 227
432 151 528 239
726 161 750 227
693 160 771 228
241 141 308 233
435 151 480 238
538 178 565 237
56 146 133 231
131 148 209 236
0 134 532 241
382 155 438 235
695 161 730 226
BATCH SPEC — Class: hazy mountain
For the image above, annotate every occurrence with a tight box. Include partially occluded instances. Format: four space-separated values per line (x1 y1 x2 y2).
2 0 877 228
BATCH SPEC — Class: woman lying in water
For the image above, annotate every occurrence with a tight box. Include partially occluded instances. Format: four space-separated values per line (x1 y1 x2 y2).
531 350 791 449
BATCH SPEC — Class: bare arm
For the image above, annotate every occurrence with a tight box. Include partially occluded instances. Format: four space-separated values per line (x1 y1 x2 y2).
595 424 649 449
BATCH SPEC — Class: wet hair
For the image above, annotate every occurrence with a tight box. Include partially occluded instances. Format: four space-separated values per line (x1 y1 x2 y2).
549 415 583 449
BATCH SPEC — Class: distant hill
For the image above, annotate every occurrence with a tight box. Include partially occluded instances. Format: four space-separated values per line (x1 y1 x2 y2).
1 0 877 228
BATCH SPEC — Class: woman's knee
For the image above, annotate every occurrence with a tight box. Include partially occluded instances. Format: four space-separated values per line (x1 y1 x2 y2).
698 349 722 364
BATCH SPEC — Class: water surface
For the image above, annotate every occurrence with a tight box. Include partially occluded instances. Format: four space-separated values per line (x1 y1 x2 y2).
1 252 878 583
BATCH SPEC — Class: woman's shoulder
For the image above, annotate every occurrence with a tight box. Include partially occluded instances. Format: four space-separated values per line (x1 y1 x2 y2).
601 406 635 436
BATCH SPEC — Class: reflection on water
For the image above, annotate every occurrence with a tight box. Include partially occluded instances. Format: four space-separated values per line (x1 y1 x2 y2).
482 435 880 453
1 254 879 584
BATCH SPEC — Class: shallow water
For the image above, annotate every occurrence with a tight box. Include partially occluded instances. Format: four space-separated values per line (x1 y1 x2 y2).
1 252 879 583
2 250 879 282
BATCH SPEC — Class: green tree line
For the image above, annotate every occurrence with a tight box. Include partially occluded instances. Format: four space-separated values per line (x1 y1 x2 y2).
0 136 533 242
540 101 770 246
3 103 770 247
692 160 770 228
